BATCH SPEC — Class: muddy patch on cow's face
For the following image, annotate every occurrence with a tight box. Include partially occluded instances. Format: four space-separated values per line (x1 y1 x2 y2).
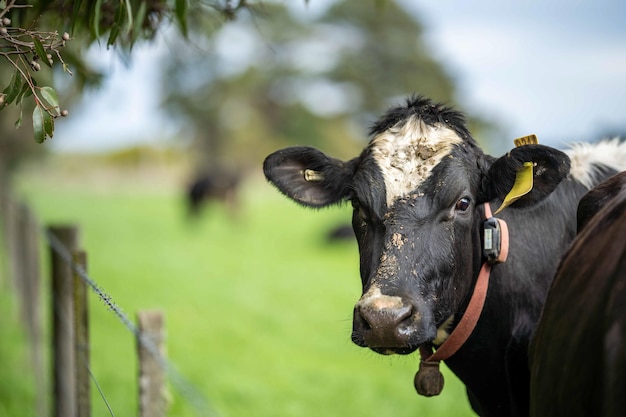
376 253 399 281
369 116 462 207
391 232 405 249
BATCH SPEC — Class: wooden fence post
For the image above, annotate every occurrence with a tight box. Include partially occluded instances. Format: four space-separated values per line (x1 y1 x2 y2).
73 251 90 417
137 310 167 417
15 203 42 336
1 192 18 289
0 159 10 287
16 203 46 417
49 225 79 417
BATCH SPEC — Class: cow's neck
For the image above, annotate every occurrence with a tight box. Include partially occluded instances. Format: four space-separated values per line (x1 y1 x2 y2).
415 203 509 396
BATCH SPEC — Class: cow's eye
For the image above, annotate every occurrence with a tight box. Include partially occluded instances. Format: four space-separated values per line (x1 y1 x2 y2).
455 197 471 212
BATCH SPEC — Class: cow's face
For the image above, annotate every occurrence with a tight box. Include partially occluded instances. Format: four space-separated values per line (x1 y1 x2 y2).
263 96 570 355
348 118 483 353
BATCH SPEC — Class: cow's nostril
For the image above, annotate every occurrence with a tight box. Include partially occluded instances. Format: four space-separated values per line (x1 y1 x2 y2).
359 303 412 329
395 304 413 324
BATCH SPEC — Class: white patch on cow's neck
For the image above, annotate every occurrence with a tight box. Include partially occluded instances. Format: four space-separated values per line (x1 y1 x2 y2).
370 116 462 207
433 314 454 346
566 138 626 188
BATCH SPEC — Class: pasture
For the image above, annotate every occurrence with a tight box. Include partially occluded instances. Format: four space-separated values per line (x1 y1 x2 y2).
2 154 475 417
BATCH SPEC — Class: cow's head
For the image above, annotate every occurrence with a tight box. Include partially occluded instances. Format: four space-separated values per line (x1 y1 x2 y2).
263 96 570 355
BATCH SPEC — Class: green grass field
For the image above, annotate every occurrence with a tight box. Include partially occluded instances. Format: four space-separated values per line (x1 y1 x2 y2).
2 159 476 417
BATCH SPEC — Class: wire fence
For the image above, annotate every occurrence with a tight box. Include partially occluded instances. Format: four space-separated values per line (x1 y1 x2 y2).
46 227 220 417
1 182 221 417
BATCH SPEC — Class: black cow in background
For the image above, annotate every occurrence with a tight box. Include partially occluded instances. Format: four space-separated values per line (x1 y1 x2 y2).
264 95 626 417
186 168 241 218
530 171 626 417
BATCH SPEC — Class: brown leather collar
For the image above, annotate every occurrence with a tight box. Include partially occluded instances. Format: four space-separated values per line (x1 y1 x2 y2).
420 261 492 363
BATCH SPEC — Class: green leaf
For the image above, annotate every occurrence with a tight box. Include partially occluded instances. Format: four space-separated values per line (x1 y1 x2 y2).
33 37 52 68
33 105 45 143
176 0 188 37
107 1 124 47
15 82 31 106
2 70 22 107
15 107 23 129
44 109 54 138
39 86 60 113
32 104 55 143
92 0 103 40
71 0 84 34
123 0 133 36
131 1 147 45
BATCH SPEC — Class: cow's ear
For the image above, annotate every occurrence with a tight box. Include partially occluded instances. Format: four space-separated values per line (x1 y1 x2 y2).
263 146 355 208
480 144 571 211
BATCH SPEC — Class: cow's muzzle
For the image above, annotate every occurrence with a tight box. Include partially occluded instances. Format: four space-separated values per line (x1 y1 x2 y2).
351 291 435 355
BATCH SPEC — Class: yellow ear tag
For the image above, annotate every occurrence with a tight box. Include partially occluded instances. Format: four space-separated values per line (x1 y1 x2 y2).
513 134 538 147
494 162 534 214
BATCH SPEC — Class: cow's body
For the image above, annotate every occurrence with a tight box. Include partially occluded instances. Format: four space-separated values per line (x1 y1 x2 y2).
530 171 626 417
263 96 626 416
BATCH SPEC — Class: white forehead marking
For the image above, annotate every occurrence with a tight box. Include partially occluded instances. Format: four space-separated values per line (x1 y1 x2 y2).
370 116 463 206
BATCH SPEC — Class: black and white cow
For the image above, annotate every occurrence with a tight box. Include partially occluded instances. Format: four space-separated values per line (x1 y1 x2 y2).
263 95 626 417
530 171 626 417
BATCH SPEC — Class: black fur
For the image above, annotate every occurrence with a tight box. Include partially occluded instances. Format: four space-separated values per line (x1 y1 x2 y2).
370 95 474 143
530 171 626 417
576 170 626 232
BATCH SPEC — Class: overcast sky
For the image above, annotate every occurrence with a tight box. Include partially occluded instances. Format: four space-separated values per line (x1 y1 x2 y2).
51 0 626 153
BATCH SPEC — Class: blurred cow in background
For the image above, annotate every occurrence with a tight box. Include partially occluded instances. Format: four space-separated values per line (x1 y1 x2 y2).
530 171 626 417
186 168 242 218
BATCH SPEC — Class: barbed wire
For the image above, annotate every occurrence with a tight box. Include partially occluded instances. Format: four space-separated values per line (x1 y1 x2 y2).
44 228 220 417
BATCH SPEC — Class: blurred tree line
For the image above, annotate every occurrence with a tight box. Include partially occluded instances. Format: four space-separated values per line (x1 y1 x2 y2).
162 0 495 172
0 0 496 174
